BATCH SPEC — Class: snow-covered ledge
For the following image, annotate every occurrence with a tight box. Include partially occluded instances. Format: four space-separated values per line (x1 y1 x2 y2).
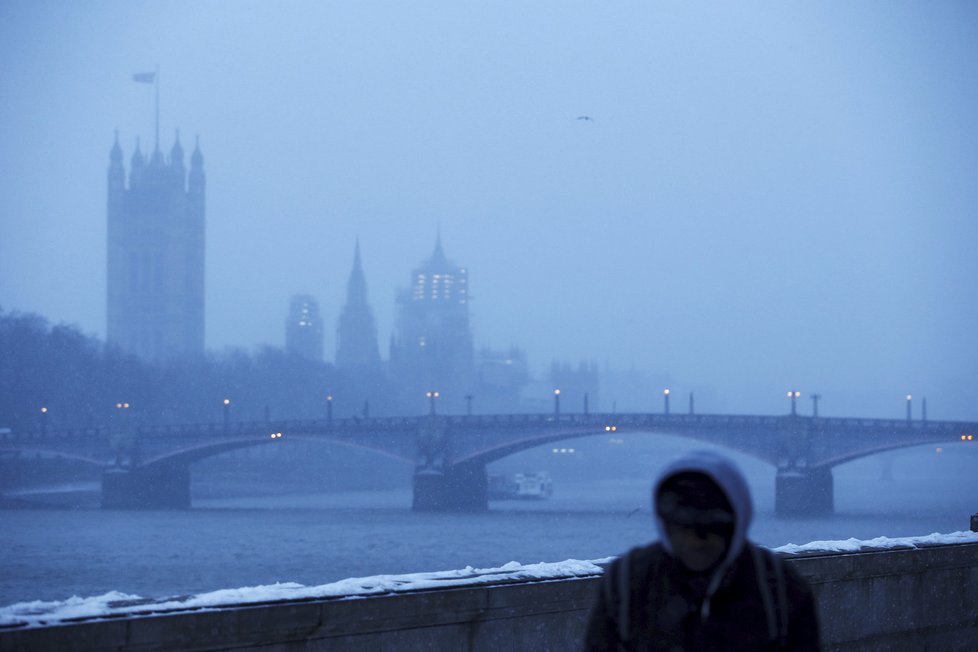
2 532 977 651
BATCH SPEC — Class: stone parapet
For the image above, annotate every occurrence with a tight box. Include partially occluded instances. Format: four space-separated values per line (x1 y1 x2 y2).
2 543 976 651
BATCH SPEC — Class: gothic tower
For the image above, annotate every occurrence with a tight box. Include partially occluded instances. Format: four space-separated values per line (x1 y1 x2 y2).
390 235 474 412
106 132 205 363
335 240 381 372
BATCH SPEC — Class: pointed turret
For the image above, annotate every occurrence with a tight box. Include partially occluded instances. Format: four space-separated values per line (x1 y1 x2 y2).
189 135 205 198
130 138 145 186
108 131 124 188
131 138 144 167
170 130 184 164
169 130 185 188
110 130 123 165
191 135 204 167
107 131 125 207
149 136 164 167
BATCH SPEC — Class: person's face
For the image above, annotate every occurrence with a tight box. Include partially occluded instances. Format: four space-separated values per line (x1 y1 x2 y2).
665 523 729 572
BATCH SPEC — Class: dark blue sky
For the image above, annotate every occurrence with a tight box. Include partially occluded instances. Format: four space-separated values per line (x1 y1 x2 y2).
1 1 976 418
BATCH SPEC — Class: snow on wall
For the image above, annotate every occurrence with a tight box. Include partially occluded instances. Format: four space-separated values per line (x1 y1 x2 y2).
2 531 976 629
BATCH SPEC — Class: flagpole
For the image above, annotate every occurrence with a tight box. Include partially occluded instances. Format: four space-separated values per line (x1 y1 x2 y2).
154 64 160 152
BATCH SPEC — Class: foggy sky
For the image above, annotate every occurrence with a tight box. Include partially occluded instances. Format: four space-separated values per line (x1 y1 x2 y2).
1 1 976 419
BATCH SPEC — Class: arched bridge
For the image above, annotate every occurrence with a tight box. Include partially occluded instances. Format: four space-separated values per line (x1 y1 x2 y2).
2 412 974 515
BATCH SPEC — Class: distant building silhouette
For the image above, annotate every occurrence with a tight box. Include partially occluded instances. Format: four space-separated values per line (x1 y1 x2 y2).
390 235 474 413
550 361 600 414
475 345 529 413
106 132 204 363
335 241 381 372
285 294 324 361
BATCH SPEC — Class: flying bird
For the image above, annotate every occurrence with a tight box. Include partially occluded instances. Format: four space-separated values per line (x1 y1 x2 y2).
576 115 594 122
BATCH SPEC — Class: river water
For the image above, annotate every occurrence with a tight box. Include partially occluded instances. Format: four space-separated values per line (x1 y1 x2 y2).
1 438 976 607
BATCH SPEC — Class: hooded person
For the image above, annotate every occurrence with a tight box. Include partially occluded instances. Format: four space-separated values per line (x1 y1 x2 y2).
583 451 820 651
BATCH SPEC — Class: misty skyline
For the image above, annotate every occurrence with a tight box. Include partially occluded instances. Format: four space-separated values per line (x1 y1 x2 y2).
2 2 977 419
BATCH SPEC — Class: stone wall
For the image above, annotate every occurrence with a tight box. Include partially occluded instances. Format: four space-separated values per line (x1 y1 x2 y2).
2 543 976 651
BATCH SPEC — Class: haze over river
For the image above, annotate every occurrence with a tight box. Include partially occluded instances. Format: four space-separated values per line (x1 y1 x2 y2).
2 437 976 607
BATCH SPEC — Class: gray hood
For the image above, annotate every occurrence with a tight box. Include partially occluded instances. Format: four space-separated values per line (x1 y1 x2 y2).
652 450 754 570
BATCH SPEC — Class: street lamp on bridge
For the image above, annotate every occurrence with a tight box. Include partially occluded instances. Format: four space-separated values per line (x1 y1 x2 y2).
906 394 912 423
553 389 561 417
223 398 231 431
663 389 671 416
40 406 48 436
326 394 333 423
787 391 800 416
426 390 440 416
810 394 821 418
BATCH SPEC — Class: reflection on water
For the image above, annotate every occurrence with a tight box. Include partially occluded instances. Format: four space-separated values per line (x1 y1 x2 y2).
1 440 975 607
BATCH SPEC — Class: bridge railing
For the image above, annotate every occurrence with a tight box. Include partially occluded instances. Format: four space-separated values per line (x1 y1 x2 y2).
5 413 974 444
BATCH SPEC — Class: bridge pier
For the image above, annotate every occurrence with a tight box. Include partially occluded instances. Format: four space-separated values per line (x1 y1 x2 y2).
413 462 488 512
775 467 833 517
102 464 191 509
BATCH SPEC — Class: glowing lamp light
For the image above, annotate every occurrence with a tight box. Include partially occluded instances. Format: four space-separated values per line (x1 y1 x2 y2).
554 389 561 396
224 398 231 406
40 407 48 413
664 389 670 396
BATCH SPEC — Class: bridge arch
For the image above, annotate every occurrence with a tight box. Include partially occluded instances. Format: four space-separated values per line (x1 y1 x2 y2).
0 446 107 468
137 434 415 473
451 425 780 469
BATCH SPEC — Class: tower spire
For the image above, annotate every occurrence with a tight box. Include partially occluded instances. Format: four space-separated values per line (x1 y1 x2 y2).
346 237 368 306
430 228 448 267
336 239 381 372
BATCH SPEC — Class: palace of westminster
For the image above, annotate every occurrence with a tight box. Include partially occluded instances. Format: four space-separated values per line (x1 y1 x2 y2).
105 133 598 416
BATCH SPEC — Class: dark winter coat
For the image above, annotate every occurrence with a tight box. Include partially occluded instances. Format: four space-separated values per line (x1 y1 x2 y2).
583 451 820 651
583 541 820 651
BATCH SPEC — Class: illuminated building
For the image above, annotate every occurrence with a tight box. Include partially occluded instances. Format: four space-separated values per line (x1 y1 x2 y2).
390 236 474 412
285 294 324 361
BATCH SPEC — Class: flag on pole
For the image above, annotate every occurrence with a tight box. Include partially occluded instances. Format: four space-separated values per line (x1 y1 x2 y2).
133 72 155 83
